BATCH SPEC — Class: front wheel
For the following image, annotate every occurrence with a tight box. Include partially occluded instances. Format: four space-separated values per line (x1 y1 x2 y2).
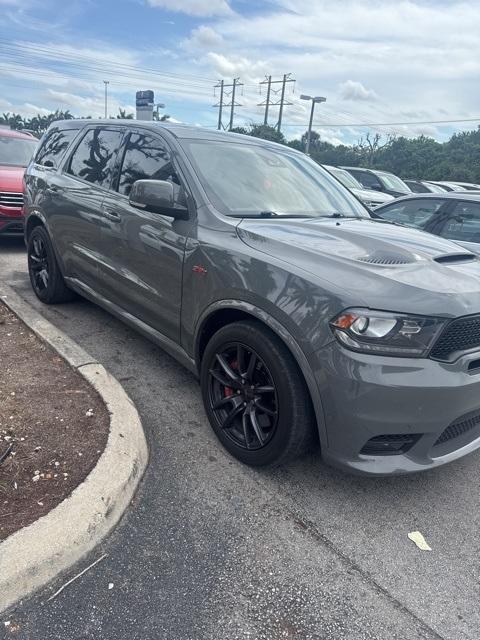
200 320 315 467
27 226 75 304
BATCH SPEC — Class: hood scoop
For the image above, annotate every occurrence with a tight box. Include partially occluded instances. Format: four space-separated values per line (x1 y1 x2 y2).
357 250 415 266
434 253 476 264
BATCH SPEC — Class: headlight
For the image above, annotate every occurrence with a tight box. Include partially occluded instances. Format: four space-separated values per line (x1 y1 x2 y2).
330 309 446 357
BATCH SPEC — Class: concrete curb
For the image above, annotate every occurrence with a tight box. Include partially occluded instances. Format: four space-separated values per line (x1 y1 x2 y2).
0 283 149 614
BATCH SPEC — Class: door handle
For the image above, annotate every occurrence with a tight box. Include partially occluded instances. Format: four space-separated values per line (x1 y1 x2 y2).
102 208 121 222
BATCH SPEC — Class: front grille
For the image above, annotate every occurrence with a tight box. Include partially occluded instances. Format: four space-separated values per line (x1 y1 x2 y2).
430 315 480 361
435 411 480 446
0 192 24 208
360 433 421 455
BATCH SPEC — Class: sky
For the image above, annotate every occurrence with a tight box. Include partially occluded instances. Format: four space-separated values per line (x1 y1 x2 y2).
1 0 480 145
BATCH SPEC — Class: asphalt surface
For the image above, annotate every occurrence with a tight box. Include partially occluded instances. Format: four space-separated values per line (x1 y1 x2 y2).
1 236 479 640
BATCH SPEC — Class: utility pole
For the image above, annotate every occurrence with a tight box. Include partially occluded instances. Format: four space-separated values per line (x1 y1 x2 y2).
229 78 239 131
277 74 288 133
259 75 272 125
215 80 224 130
258 74 295 131
103 80 109 119
213 78 243 131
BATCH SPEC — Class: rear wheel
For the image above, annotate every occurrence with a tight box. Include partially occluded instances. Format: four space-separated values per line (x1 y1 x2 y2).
200 320 315 467
27 226 75 304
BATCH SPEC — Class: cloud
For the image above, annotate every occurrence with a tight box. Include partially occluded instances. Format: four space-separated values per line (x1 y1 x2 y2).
339 80 379 102
182 25 224 51
207 53 268 83
2 0 480 144
146 0 232 17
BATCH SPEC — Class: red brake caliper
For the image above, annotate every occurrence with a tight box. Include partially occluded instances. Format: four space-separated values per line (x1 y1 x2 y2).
224 359 238 398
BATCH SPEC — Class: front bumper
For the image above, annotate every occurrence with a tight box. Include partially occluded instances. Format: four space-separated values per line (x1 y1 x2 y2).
0 206 24 235
316 342 480 475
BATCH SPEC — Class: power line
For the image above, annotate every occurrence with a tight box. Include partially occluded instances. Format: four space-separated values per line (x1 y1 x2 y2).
0 63 213 99
0 46 215 90
0 39 216 84
282 117 480 128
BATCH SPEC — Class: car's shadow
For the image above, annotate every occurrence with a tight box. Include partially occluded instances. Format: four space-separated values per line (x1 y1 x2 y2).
0 235 25 252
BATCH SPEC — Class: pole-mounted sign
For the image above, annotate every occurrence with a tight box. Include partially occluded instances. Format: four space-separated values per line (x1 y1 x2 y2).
136 90 154 121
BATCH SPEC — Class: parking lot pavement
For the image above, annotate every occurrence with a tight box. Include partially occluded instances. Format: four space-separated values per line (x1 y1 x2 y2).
1 237 478 640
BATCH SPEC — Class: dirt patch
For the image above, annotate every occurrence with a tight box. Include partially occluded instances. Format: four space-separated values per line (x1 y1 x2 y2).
0 302 110 540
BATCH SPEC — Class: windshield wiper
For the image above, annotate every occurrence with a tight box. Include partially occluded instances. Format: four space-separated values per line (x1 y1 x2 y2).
231 211 316 219
367 217 403 226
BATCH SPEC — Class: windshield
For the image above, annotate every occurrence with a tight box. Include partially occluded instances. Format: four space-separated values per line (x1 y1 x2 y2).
329 167 363 190
376 172 411 194
182 139 370 218
0 135 37 167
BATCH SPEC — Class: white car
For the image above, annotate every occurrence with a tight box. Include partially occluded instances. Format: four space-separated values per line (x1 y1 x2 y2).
323 165 394 208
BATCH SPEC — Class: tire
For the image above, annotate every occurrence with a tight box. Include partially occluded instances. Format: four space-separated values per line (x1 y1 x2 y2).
200 320 315 467
27 226 75 304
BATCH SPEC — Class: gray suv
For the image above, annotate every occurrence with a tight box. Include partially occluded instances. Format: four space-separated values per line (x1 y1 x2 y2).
24 120 480 475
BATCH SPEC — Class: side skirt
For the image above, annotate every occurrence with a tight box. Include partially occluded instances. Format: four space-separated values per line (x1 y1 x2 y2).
65 277 198 376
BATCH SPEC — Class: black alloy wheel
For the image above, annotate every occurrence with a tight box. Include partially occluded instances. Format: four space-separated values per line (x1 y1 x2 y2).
28 233 49 294
27 226 75 304
208 342 278 451
201 320 315 467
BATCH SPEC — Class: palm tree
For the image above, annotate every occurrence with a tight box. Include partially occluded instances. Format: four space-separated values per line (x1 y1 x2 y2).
117 108 134 119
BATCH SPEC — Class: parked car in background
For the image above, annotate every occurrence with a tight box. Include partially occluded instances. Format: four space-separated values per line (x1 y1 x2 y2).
374 193 480 254
404 179 447 194
448 181 480 191
323 165 394 208
0 127 38 235
341 167 412 197
427 181 467 192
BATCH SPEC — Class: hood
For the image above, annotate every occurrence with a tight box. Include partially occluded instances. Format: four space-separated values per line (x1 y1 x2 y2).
351 188 394 204
237 217 480 318
0 166 25 192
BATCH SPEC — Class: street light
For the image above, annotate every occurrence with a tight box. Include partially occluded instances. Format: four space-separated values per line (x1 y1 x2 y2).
300 94 326 154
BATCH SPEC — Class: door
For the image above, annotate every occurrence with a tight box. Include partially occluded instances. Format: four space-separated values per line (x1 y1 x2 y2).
437 200 480 253
99 129 193 342
51 126 124 288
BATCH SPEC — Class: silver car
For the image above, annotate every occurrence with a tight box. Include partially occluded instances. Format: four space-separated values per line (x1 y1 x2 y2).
323 165 394 208
24 120 480 475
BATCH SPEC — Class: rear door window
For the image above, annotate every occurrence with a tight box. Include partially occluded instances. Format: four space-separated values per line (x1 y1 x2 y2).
35 127 80 168
440 201 480 243
117 131 178 196
378 198 445 229
67 128 123 189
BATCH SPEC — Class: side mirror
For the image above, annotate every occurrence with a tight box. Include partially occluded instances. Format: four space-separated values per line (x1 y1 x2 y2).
129 179 189 220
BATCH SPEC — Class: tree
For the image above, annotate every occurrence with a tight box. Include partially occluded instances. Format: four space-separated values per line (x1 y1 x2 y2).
230 124 286 144
1 112 24 130
116 108 134 119
152 111 171 122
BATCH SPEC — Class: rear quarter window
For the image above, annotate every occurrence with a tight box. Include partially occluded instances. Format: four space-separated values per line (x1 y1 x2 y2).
35 127 80 168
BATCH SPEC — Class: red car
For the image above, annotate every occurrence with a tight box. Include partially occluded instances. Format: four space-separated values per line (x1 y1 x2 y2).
0 127 38 235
